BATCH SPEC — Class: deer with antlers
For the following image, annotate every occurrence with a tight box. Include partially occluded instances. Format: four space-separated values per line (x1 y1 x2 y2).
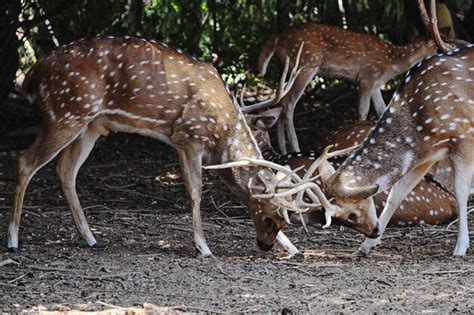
245 110 457 228
256 14 458 153
9 36 307 257
324 45 473 256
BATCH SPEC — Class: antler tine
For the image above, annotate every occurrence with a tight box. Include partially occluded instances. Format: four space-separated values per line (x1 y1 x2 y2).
246 158 326 208
238 83 247 108
274 56 291 104
240 57 290 113
299 212 309 233
417 0 451 53
428 0 451 53
281 41 304 93
204 160 250 170
273 41 305 104
279 207 292 224
241 42 304 113
275 165 305 191
239 157 302 179
292 144 353 207
254 182 332 209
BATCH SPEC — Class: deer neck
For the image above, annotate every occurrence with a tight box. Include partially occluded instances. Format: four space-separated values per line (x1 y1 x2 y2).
212 116 264 201
334 106 419 194
390 40 435 76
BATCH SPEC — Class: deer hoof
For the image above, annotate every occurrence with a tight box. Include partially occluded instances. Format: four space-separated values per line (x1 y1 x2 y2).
201 252 214 258
452 247 469 258
291 251 305 261
90 241 105 250
351 249 368 258
7 246 20 254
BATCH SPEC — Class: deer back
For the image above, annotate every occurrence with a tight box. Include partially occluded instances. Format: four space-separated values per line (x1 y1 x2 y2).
329 45 474 198
22 37 265 164
259 23 436 82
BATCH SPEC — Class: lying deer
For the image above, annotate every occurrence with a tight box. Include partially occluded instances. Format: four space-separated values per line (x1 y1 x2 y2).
258 22 444 153
247 110 457 227
9 36 305 256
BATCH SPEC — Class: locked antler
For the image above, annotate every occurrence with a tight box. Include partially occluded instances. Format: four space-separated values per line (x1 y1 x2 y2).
205 144 360 228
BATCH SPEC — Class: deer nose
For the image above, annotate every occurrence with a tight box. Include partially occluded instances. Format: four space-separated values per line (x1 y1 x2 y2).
257 239 274 251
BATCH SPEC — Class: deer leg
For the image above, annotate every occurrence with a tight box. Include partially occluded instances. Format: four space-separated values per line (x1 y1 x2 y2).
452 157 473 257
56 127 101 248
358 162 434 255
371 88 386 117
276 231 302 257
277 118 287 154
280 67 319 153
357 80 373 121
178 148 212 257
8 128 84 252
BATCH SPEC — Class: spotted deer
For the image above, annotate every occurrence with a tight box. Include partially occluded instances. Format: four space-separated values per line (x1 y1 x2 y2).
310 116 474 195
248 111 457 227
319 42 474 257
258 22 444 153
9 36 303 257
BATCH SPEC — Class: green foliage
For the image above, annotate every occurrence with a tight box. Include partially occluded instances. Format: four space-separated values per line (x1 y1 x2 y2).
12 0 468 83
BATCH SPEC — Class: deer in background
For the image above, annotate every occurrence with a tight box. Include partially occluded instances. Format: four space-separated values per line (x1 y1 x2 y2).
246 111 457 228
258 21 445 153
9 36 305 257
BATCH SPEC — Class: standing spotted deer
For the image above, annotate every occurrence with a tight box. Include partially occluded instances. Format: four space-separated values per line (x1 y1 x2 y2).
318 43 474 257
258 22 443 153
9 36 303 257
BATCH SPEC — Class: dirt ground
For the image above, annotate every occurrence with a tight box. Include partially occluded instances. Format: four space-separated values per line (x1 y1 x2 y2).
0 88 473 313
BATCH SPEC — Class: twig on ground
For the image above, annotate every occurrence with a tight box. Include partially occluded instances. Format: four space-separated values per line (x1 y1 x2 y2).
446 207 474 230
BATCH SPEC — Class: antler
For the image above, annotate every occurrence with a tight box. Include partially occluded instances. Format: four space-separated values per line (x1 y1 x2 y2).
205 157 322 210
240 42 304 113
294 144 361 212
416 0 453 53
205 144 361 227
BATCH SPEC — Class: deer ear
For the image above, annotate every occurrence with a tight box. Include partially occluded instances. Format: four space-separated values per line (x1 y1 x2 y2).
341 184 379 199
330 179 379 199
255 107 283 131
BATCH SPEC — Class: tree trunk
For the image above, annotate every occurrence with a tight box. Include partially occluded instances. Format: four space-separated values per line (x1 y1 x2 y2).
464 1 474 40
277 0 290 32
129 0 143 35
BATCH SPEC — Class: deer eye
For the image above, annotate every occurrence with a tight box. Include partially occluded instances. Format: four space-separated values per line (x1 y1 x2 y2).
264 217 277 231
348 213 358 222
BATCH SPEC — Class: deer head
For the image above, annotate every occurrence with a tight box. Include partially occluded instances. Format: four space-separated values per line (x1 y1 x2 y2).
323 168 380 238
